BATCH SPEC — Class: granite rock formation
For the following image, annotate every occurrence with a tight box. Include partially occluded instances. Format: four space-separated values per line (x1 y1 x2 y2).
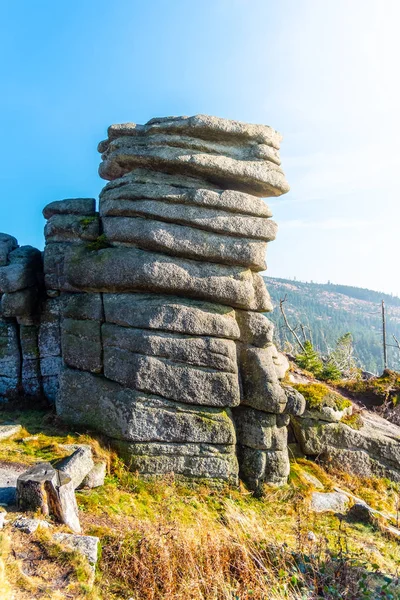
0 115 305 490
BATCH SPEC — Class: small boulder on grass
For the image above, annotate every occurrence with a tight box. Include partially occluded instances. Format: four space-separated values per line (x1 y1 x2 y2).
310 491 349 513
53 533 99 572
56 444 94 489
13 516 51 534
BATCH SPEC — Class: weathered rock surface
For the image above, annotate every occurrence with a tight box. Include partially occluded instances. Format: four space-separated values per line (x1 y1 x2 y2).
0 263 35 293
101 202 277 240
292 410 400 481
57 368 237 444
79 461 106 489
310 492 349 513
61 318 102 373
56 445 95 489
0 320 20 396
53 532 99 568
112 440 238 483
100 172 273 216
239 346 288 413
103 293 240 339
0 424 22 440
64 246 272 311
102 216 269 270
43 198 96 220
103 348 240 406
98 115 289 197
0 461 28 505
13 516 51 533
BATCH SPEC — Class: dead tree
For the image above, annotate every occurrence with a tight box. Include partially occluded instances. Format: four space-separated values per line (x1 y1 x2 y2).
279 295 306 353
382 300 388 370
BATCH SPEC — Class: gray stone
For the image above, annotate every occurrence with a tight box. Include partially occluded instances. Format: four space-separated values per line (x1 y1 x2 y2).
61 318 102 373
283 386 306 416
98 115 289 197
102 216 268 270
43 243 81 292
0 243 10 267
0 424 22 440
233 407 287 450
102 323 237 372
103 347 240 407
38 297 65 358
57 446 95 489
57 368 236 444
238 446 290 491
302 404 353 423
0 263 35 293
40 356 62 377
0 235 18 268
53 532 99 567
42 376 59 404
20 326 41 397
270 345 289 380
100 174 272 217
0 234 18 251
65 246 271 311
103 293 240 339
104 115 283 149
13 517 51 533
0 462 28 505
300 470 324 489
79 461 106 489
16 462 81 533
1 287 38 318
44 214 100 243
112 440 238 484
310 492 349 513
0 377 19 398
63 293 103 321
0 320 21 383
100 203 277 241
292 411 400 481
43 198 96 220
347 502 374 524
235 310 274 347
239 346 287 413
8 245 42 268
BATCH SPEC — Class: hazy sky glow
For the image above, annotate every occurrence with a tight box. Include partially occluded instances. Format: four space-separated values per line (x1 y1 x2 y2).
1 1 399 294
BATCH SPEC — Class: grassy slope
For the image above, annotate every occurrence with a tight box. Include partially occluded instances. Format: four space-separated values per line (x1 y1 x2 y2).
1 407 400 600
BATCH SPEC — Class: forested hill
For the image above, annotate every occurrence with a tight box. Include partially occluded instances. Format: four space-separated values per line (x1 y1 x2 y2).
264 277 400 374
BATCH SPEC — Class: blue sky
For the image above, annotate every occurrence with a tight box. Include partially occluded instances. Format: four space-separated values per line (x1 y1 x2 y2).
1 0 399 294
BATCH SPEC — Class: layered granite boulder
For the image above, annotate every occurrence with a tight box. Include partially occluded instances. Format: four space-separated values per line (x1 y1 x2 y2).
1 115 305 490
0 234 43 398
49 114 303 489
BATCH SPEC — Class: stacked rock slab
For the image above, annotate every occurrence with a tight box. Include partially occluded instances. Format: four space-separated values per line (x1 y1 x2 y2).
41 199 98 401
52 114 305 489
0 234 43 398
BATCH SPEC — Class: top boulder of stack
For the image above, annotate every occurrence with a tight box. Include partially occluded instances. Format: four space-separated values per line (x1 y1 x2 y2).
98 114 290 197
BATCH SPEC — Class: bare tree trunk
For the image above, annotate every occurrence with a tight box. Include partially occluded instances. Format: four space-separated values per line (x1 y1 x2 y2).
279 295 306 352
382 300 388 370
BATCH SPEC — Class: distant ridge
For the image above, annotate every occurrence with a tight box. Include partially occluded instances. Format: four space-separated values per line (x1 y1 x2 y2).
264 277 400 373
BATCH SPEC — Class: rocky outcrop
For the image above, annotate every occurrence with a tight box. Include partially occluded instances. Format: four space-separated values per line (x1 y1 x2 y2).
0 235 43 399
292 409 400 482
1 114 305 489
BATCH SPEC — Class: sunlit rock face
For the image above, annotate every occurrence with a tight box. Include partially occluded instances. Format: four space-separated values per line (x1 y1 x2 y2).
2 115 304 489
